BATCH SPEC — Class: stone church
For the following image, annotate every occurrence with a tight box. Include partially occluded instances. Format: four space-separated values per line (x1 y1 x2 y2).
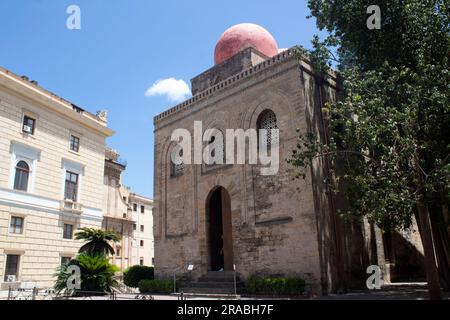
153 23 425 294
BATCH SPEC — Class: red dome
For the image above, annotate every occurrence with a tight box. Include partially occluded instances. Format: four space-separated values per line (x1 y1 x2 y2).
214 23 279 65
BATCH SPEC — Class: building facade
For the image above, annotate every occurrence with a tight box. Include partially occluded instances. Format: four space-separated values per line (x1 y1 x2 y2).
128 192 154 267
0 67 113 288
153 23 425 294
102 148 154 271
102 148 134 271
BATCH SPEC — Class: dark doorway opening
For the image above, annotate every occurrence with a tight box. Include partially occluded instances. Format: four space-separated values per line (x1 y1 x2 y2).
207 187 234 271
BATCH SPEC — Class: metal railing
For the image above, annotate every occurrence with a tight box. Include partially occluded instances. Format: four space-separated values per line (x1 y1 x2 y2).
5 287 56 300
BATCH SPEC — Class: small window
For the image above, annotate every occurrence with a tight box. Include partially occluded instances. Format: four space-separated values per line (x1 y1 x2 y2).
63 224 73 239
70 135 80 152
133 203 137 211
116 247 121 257
14 161 30 192
133 223 137 231
9 216 24 234
140 258 144 266
22 116 35 135
64 171 79 201
61 256 71 265
123 196 127 203
170 146 184 177
257 109 278 149
140 225 144 232
140 205 145 214
140 240 144 247
4 255 20 281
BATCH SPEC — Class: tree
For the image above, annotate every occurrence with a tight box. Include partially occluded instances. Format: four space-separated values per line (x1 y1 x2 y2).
74 227 121 256
289 0 449 299
54 253 119 293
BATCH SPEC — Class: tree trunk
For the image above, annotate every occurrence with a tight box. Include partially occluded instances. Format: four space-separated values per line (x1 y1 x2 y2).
416 201 442 299
414 156 442 300
429 205 450 291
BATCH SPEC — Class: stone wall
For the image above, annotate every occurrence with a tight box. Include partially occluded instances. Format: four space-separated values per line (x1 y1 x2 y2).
191 47 268 95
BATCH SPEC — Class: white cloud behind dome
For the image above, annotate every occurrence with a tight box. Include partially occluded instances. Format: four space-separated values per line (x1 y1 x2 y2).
145 78 191 103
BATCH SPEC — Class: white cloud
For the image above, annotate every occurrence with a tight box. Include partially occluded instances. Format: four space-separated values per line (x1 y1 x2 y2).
145 78 191 103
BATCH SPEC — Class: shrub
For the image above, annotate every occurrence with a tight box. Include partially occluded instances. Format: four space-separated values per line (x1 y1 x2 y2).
123 265 154 288
138 279 173 294
245 276 305 295
54 253 119 294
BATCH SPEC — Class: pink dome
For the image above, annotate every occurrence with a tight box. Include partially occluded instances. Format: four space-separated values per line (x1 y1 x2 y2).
214 23 279 65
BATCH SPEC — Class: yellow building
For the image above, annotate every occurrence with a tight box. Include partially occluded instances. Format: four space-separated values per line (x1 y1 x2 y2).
102 148 154 272
128 192 154 267
0 67 114 288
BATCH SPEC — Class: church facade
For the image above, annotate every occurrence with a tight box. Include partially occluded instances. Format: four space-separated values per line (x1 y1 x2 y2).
152 24 425 294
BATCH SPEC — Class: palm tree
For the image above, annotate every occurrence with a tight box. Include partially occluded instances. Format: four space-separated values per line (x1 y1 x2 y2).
74 227 120 255
54 253 119 293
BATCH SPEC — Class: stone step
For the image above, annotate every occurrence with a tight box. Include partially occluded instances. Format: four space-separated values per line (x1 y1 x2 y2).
199 271 239 282
178 285 245 295
381 282 428 291
179 287 238 294
180 281 243 289
178 280 245 295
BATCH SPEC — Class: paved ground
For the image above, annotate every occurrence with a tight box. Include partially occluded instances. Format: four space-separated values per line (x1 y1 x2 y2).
316 283 450 300
1 283 449 300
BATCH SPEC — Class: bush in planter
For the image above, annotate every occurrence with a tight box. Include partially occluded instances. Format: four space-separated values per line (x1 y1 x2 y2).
123 265 154 288
138 279 173 294
245 276 305 295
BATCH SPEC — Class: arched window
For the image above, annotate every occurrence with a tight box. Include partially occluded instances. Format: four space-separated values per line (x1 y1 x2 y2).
170 146 184 177
14 161 30 191
204 129 225 166
257 109 278 149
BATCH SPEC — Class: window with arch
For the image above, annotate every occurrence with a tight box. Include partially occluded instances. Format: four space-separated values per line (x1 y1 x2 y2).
170 146 184 177
257 109 278 149
204 129 225 166
14 160 30 192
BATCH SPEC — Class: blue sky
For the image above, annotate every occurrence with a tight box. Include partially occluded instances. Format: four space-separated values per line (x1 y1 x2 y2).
0 0 324 198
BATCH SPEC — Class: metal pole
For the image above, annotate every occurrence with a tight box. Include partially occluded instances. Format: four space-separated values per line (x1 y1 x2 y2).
8 287 12 300
234 268 237 296
173 272 176 294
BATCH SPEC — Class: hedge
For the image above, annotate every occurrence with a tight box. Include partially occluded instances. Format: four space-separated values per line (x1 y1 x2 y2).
123 265 154 288
138 279 173 294
245 276 305 295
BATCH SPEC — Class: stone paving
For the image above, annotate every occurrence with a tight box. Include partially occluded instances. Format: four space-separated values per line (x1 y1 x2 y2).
316 283 450 300
1 283 448 300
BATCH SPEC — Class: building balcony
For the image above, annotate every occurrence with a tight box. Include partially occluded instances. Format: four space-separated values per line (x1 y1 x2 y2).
60 199 83 213
103 211 135 223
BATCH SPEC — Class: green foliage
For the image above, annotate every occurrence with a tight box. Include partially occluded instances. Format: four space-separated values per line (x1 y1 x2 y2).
75 227 120 255
54 253 119 293
289 1 450 232
138 279 173 294
123 265 154 288
245 276 305 295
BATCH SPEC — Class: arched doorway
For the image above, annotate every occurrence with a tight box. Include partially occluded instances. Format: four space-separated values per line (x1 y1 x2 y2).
206 186 234 271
